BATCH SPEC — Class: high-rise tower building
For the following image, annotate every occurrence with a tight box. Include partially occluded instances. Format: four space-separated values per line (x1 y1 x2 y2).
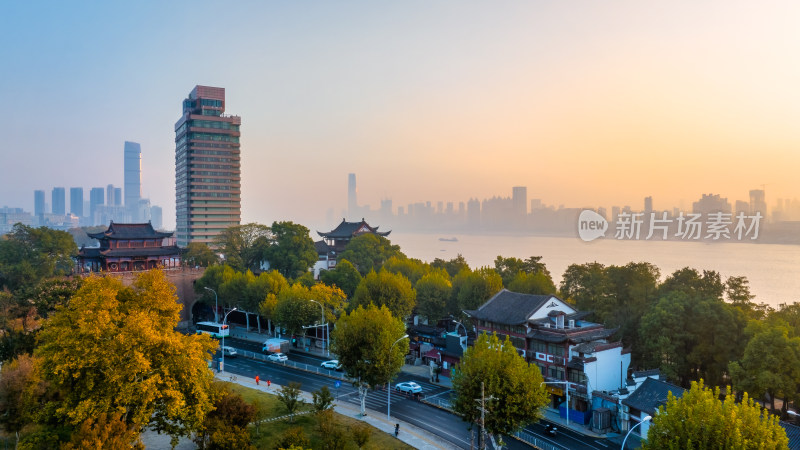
52 187 66 215
34 190 45 216
70 187 84 217
348 173 357 219
175 85 241 247
89 187 104 220
124 141 142 222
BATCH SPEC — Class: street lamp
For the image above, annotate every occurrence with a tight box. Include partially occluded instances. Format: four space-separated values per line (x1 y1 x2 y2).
309 299 329 357
621 415 652 449
388 334 410 421
541 381 571 427
221 307 237 373
204 286 218 323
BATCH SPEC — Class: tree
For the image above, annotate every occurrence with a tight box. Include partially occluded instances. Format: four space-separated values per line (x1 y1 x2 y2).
451 268 503 313
0 224 77 292
331 304 407 416
61 413 144 450
351 422 371 450
273 284 320 338
277 382 304 422
415 270 452 322
274 427 309 450
183 242 219 267
506 271 555 296
451 333 548 440
729 323 800 415
350 269 416 318
213 223 272 271
34 271 217 442
382 256 428 284
261 221 318 280
319 259 362 298
431 254 470 278
493 255 551 286
194 383 256 450
642 380 788 449
558 262 612 311
312 385 335 414
338 234 405 276
0 353 45 447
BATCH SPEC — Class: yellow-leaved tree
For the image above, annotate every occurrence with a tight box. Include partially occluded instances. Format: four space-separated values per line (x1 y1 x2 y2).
34 270 217 444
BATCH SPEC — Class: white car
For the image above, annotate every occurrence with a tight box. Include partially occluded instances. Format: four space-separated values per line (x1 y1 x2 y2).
268 352 288 362
321 360 342 370
220 346 237 358
395 381 423 394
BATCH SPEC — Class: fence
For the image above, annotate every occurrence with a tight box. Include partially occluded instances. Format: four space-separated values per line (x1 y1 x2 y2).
511 429 563 450
234 349 348 380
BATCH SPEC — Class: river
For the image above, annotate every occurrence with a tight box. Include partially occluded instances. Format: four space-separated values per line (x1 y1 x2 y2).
389 232 800 308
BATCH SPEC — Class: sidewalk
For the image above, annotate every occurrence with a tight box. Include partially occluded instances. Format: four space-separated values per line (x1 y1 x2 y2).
218 371 459 450
227 324 455 389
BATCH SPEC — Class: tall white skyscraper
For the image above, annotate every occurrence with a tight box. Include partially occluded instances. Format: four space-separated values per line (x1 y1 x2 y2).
348 173 357 219
124 141 142 222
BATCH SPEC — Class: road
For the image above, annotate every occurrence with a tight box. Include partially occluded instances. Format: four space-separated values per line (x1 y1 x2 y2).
217 339 612 450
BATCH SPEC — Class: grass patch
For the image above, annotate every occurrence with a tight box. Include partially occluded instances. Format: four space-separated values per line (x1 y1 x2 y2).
225 382 414 450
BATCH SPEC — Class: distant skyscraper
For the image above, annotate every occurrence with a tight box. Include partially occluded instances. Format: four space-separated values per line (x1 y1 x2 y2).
106 185 115 208
52 187 66 215
34 190 45 216
89 187 104 221
749 189 766 218
512 186 527 216
113 187 122 206
175 85 241 247
644 196 653 213
150 205 163 230
348 173 358 219
124 141 142 222
70 187 84 217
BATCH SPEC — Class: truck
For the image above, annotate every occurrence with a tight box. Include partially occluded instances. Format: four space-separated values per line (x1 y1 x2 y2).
262 338 291 354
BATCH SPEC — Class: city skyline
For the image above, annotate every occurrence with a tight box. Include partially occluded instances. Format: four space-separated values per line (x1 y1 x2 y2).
2 2 800 231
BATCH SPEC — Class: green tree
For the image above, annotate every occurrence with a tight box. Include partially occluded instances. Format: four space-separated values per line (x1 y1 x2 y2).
213 223 272 271
451 268 503 313
351 422 371 450
319 259 362 299
493 255 551 286
558 262 612 311
338 234 405 276
194 383 256 450
729 323 800 415
262 221 318 280
277 382 304 422
274 427 309 450
273 284 320 337
0 353 45 447
431 254 470 278
415 270 452 322
183 242 219 267
312 385 335 414
507 271 556 295
451 333 548 440
382 256 428 284
34 271 217 442
350 269 416 318
642 380 788 450
0 224 77 292
331 304 407 416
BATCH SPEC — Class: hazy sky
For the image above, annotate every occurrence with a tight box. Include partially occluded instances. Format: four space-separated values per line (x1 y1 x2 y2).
2 1 799 231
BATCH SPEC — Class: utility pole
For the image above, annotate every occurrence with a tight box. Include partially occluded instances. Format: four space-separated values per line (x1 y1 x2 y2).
475 381 496 450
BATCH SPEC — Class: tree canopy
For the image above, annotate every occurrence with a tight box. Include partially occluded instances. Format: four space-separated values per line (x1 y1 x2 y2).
451 332 548 439
319 258 362 298
0 224 77 292
261 221 318 280
642 380 788 450
451 268 503 313
330 304 407 415
415 270 452 322
182 242 219 268
338 234 405 276
213 223 272 272
34 271 217 441
350 269 416 318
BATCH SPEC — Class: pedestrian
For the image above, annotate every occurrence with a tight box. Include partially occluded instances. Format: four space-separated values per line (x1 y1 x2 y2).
267 379 271 388
394 423 400 437
255 375 260 385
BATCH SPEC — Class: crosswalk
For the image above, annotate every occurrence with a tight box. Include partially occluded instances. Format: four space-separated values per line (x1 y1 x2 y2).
338 380 450 412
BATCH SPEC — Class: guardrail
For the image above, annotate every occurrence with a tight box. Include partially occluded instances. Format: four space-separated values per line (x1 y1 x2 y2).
423 395 454 411
511 429 561 450
235 349 348 381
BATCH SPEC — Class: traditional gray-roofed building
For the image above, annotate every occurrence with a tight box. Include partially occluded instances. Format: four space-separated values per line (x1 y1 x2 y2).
77 221 180 272
780 421 800 450
312 218 391 278
465 288 630 426
621 377 685 442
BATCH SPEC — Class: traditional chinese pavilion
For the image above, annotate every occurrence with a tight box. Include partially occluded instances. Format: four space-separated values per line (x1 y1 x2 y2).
77 221 181 273
313 219 391 275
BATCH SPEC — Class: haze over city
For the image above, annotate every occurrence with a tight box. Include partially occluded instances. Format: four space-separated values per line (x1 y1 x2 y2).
2 1 800 231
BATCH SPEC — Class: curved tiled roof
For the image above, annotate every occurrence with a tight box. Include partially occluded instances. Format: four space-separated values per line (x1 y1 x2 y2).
317 219 390 239
87 221 173 240
465 289 557 326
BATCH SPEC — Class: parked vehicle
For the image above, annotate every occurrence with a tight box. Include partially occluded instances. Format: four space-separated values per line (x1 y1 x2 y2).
267 352 288 362
220 346 238 358
395 381 423 394
544 423 557 436
321 360 342 370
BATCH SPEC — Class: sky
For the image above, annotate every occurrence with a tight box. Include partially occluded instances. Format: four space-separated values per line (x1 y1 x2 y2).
2 1 799 231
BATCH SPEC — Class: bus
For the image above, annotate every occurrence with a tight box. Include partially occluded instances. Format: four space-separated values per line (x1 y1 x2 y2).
196 321 230 339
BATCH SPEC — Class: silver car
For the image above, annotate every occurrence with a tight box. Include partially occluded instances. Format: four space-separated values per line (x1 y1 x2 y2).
268 352 288 362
